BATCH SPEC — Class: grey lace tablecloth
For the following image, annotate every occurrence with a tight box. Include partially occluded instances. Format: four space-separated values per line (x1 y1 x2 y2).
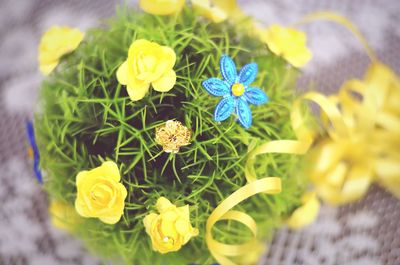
0 0 399 264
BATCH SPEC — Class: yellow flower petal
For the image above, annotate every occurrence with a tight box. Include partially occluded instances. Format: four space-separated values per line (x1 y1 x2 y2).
85 161 121 183
156 197 174 212
39 60 59 76
191 0 227 23
118 183 128 201
161 46 177 70
143 213 158 233
74 198 89 218
286 48 313 68
191 0 242 23
126 82 150 101
212 0 238 14
116 60 129 85
139 0 185 15
99 215 122 225
38 26 84 75
152 69 176 92
177 204 190 218
175 218 190 235
76 171 89 187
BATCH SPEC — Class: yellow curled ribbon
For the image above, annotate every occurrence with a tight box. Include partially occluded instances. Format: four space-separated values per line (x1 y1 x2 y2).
301 62 400 204
292 12 400 205
205 177 281 265
206 84 314 264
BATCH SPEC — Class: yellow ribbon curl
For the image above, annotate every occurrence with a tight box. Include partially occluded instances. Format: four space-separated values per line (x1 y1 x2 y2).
292 12 400 205
302 62 400 204
206 87 314 264
205 178 281 265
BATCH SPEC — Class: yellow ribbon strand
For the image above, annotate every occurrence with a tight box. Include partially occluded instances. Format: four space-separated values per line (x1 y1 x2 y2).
205 177 281 265
294 11 377 62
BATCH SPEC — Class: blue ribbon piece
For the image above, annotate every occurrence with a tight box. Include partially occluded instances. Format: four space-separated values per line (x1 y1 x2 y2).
26 120 43 184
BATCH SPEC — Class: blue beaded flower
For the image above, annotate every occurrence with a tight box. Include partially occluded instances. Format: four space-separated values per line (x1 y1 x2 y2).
202 55 268 128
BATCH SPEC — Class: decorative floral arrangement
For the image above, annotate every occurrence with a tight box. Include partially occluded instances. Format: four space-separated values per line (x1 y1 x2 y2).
28 1 399 265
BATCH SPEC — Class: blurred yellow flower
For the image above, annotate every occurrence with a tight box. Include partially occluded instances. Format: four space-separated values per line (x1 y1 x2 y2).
143 197 199 254
191 0 240 23
49 200 81 231
286 192 320 229
75 161 127 225
258 24 312 68
191 0 227 23
116 39 177 101
139 0 185 15
38 26 84 75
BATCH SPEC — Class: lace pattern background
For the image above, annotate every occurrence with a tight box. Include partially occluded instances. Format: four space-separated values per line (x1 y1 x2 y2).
0 0 399 264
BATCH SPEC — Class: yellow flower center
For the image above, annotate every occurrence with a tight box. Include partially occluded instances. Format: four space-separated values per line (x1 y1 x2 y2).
231 83 245 96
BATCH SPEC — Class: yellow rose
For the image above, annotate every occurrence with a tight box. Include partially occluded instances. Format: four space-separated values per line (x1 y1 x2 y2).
143 197 199 254
139 0 185 15
49 200 81 231
116 39 177 101
258 24 312 68
74 161 127 224
38 26 84 75
286 192 320 230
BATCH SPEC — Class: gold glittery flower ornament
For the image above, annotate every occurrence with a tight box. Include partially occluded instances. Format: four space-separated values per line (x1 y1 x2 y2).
155 120 192 153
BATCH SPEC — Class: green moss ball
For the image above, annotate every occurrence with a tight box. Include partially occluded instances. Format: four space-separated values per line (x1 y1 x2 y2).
36 6 306 265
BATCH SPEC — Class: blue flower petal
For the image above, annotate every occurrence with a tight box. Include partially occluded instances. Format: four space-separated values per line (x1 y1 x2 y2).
238 63 258 87
236 98 252 129
214 96 235 122
202 78 230 96
220 55 237 84
244 87 269 105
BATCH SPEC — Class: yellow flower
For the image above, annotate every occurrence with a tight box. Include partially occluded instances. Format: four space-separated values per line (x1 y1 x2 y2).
258 24 312 68
286 192 320 230
139 0 185 15
116 39 177 101
191 0 240 23
75 161 127 224
38 26 84 75
191 0 227 23
143 197 199 254
49 200 81 231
